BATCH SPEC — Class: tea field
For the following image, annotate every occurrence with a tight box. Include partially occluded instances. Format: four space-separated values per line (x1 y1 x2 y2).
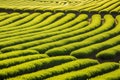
0 0 120 80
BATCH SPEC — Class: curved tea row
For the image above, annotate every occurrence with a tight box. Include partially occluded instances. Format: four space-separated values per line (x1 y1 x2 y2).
0 0 119 13
0 50 119 80
0 12 120 60
0 12 120 80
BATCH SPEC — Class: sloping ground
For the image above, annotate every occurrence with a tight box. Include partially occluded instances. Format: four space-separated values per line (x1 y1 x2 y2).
0 0 120 13
0 0 120 80
0 12 120 61
0 12 120 80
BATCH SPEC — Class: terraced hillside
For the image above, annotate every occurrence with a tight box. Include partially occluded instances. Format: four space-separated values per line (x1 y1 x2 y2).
0 12 120 80
0 12 120 60
0 0 120 13
0 0 120 80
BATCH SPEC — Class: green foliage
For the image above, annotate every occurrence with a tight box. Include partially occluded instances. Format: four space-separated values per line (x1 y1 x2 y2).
96 45 120 59
0 13 29 26
0 12 20 21
0 14 87 53
90 69 120 80
0 54 48 69
0 12 52 32
91 0 119 12
111 6 120 13
0 13 40 29
71 15 120 58
46 14 115 56
0 12 63 42
100 2 120 13
0 56 76 79
71 35 120 58
0 10 119 80
7 59 98 80
0 50 39 60
0 0 119 13
0 13 75 51
45 62 119 80
0 12 8 16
